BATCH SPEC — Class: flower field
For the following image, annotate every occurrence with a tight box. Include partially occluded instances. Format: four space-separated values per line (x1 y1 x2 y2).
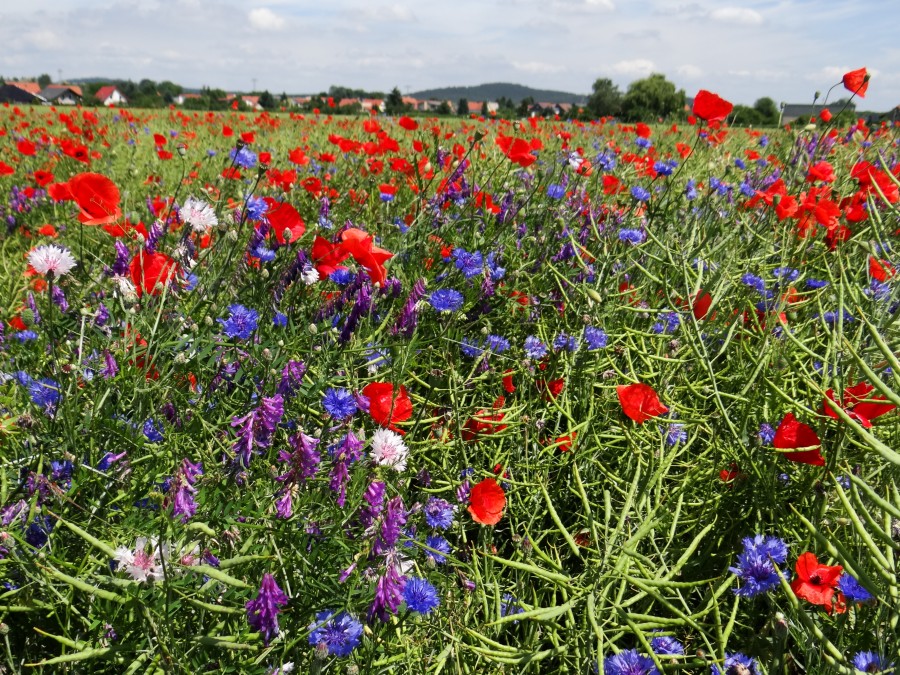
0 75 898 674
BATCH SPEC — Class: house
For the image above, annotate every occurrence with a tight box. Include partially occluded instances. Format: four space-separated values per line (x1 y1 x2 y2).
40 85 82 105
8 81 43 96
96 85 127 107
360 98 385 113
0 83 47 104
780 103 827 124
241 95 263 111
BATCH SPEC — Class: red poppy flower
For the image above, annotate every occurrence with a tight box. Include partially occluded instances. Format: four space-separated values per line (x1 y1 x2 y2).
340 227 393 286
842 68 869 98
310 235 351 278
496 135 537 168
823 382 896 429
262 198 305 245
398 116 418 131
537 378 565 401
553 432 577 453
502 369 516 394
692 90 734 123
616 383 668 424
55 172 122 226
773 413 824 465
129 250 178 297
462 396 507 442
468 477 506 526
0 162 14 176
17 139 36 156
791 552 845 613
362 382 412 431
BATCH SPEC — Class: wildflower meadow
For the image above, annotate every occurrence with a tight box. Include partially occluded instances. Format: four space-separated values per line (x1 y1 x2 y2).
0 70 899 674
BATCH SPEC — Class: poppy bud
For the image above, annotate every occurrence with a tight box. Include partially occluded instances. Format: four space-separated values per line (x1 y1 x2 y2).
236 139 247 150
176 143 187 158
283 228 293 243
473 129 486 142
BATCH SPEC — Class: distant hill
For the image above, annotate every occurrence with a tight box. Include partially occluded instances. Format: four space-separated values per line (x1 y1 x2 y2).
410 82 586 104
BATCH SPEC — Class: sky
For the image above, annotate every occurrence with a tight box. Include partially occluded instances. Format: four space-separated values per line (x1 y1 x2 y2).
1 0 898 112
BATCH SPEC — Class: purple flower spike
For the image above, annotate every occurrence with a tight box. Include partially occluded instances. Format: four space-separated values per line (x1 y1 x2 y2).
246 573 289 645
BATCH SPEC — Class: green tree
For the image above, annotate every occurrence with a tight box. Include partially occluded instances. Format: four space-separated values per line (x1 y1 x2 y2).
481 101 489 116
435 100 452 115
385 87 405 115
731 105 763 126
587 77 622 118
516 96 534 117
259 90 276 110
621 73 685 122
753 97 779 125
37 73 52 89
457 97 469 115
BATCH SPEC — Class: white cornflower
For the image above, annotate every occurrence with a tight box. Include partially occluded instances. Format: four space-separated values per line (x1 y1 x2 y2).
301 265 319 285
113 537 164 583
181 196 218 233
370 428 408 472
27 244 76 278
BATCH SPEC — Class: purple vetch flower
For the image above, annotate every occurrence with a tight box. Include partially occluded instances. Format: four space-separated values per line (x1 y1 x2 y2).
373 496 407 556
391 278 426 337
145 220 165 253
277 429 321 485
276 360 307 399
99 350 118 379
94 303 110 327
51 285 68 313
339 283 372 344
111 241 131 277
245 573 289 645
169 458 203 523
328 431 365 507
275 491 293 519
230 394 285 468
358 479 386 531
370 555 407 622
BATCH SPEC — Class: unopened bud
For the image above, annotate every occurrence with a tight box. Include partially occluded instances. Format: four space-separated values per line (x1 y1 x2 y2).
177 143 187 158
283 228 293 243
20 308 35 327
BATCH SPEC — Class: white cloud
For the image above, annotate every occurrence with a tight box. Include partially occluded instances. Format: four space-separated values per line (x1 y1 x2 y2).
512 60 567 74
611 58 656 77
710 7 763 25
677 64 703 78
25 29 61 50
248 8 285 31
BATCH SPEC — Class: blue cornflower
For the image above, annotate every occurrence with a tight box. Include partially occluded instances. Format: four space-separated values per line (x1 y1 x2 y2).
653 161 674 176
245 195 268 221
867 279 892 302
13 330 38 342
547 184 565 199
423 497 455 530
322 388 357 420
852 651 891 673
524 335 548 359
403 577 440 614
429 289 464 313
500 593 524 619
739 181 756 198
650 633 684 656
652 311 681 334
711 653 758 675
619 228 646 245
460 337 483 358
666 424 687 446
272 312 288 327
603 649 659 675
229 146 258 170
553 332 578 352
806 278 829 289
729 534 787 597
143 418 164 443
758 423 776 446
425 534 451 565
839 573 874 604
218 304 259 340
484 335 510 353
308 610 363 657
584 326 608 350
28 378 60 411
734 158 746 170
630 186 651 201
634 137 652 150
452 248 484 279
329 268 354 285
822 309 854 325
773 267 800 282
741 273 766 294
250 244 276 262
485 251 506 281
685 179 698 201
